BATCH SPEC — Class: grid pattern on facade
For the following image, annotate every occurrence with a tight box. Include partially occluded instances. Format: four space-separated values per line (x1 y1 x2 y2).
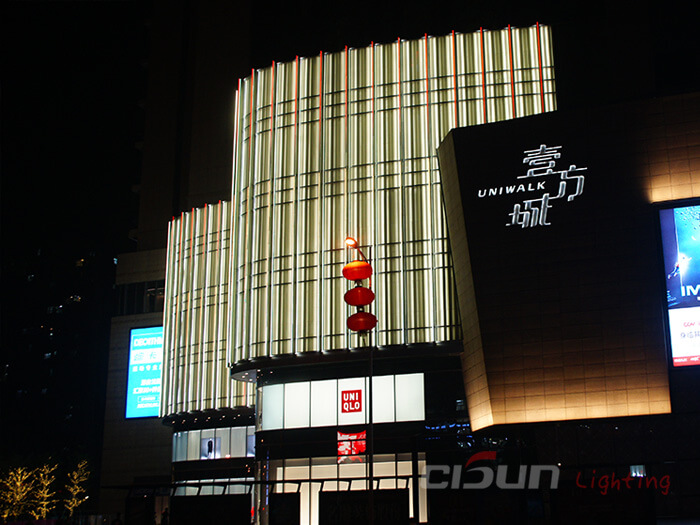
227 26 556 360
163 202 255 413
162 26 556 415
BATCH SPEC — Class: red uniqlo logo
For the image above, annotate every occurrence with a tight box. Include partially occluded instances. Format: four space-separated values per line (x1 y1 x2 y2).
341 390 362 413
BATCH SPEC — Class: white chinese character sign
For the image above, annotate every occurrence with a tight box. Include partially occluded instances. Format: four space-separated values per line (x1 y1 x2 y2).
477 144 587 228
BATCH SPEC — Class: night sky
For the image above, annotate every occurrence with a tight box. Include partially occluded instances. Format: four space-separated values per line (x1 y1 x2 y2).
2 0 699 506
2 0 146 490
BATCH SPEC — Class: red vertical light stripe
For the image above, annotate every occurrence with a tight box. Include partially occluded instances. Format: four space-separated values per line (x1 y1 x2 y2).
199 204 207 391
480 27 487 124
371 41 374 147
345 45 349 144
424 33 430 142
424 33 429 102
270 61 275 145
190 208 195 247
294 56 299 130
398 37 402 109
451 30 458 125
217 200 222 250
248 69 254 160
536 21 545 111
507 24 516 118
175 210 185 406
271 61 275 108
187 207 195 399
233 78 241 186
319 51 323 146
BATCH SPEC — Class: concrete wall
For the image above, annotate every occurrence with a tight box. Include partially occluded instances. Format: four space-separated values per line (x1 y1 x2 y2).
100 249 171 515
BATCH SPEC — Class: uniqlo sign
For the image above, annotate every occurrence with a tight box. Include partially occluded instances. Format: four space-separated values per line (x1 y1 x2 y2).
341 390 362 413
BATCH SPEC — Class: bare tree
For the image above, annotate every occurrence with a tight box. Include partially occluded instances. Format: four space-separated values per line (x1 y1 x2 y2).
30 463 58 519
0 466 36 521
64 460 90 517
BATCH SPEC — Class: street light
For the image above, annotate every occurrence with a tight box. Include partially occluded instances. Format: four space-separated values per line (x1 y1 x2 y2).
345 236 368 262
343 237 376 524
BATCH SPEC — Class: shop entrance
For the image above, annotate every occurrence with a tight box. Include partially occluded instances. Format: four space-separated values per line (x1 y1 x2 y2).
319 488 409 525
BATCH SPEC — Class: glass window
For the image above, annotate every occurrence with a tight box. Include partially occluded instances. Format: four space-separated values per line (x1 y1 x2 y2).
284 382 311 429
218 427 231 459
310 379 337 427
372 375 395 424
187 429 201 461
246 426 256 457
261 384 284 430
395 373 425 421
230 427 246 458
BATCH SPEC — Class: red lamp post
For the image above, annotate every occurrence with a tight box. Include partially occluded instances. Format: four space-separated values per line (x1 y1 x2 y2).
342 237 377 334
342 236 376 524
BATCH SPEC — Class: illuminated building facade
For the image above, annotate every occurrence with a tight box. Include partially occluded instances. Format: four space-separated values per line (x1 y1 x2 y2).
158 25 556 523
100 7 700 523
161 24 556 408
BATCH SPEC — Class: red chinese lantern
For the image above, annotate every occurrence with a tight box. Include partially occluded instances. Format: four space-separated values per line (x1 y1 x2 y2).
347 311 377 332
344 286 375 307
343 239 376 334
342 260 372 281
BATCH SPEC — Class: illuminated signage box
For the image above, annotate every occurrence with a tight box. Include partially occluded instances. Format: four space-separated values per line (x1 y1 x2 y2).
125 326 164 419
659 203 700 366
441 110 660 353
260 373 425 431
439 108 672 425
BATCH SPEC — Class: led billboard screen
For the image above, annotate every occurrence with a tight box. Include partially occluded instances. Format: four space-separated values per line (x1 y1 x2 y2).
660 204 700 366
125 326 163 418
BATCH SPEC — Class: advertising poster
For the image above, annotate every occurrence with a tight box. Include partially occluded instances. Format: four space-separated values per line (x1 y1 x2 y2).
660 205 700 366
125 326 164 418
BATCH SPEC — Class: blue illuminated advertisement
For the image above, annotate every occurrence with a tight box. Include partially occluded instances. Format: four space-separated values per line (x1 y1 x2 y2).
125 326 163 418
660 205 700 366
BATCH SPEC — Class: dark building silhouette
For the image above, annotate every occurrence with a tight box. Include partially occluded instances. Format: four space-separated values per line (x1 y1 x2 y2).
96 2 700 524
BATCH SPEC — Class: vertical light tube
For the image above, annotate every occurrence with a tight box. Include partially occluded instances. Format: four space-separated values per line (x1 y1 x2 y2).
200 204 209 409
215 201 223 407
266 62 277 358
397 37 409 344
508 25 516 119
186 209 197 411
480 27 487 124
370 41 378 348
161 220 174 417
451 30 458 128
425 34 439 343
243 70 256 359
228 81 241 371
291 55 300 356
536 22 545 113
317 51 325 353
344 46 351 349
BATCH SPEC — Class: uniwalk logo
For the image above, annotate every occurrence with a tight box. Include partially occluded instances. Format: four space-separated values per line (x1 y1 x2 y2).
476 144 587 228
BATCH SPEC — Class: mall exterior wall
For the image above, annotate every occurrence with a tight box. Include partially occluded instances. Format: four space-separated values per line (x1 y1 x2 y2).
161 26 557 415
438 94 700 429
101 250 172 516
